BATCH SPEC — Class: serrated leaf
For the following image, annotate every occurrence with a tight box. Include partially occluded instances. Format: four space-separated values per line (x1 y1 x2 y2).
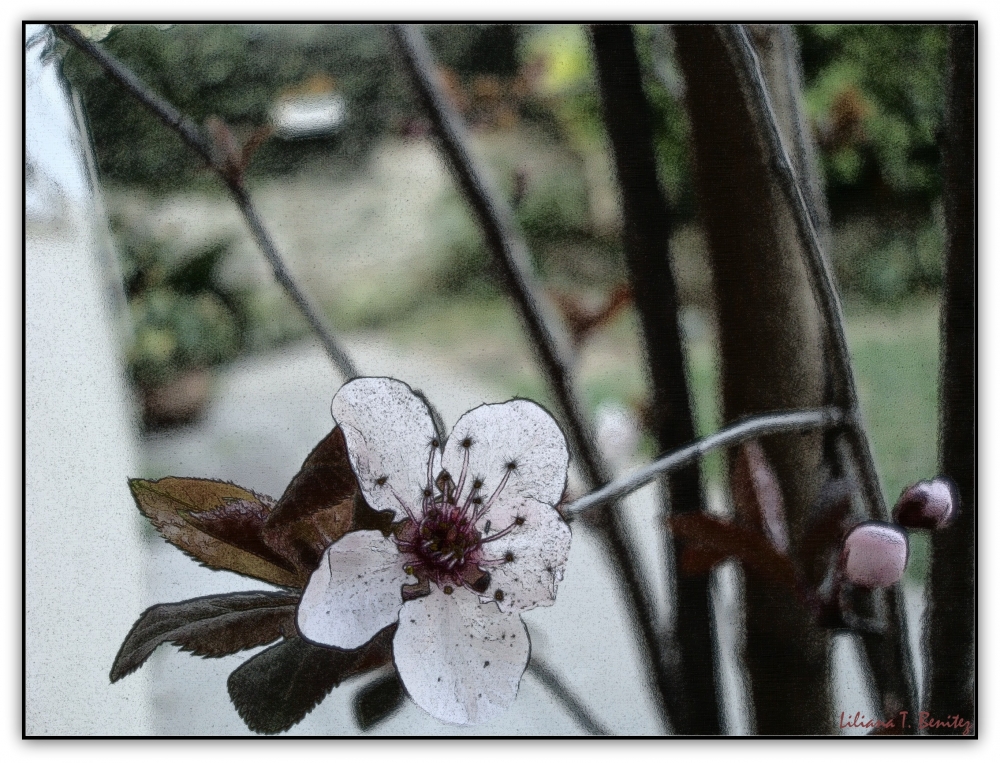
110 591 299 682
669 513 798 586
353 672 405 731
732 440 789 552
186 498 295 572
227 627 394 735
129 477 300 587
262 427 360 584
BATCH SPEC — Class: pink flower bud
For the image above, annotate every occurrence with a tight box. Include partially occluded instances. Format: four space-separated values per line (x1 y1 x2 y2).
841 522 909 588
892 477 958 530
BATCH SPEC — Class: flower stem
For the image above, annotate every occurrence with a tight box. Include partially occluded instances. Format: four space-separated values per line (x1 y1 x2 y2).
564 408 845 516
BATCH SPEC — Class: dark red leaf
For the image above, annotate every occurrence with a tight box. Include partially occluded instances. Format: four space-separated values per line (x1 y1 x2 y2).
110 591 300 682
129 478 299 587
262 427 360 584
186 498 296 573
353 672 405 731
669 513 797 587
227 627 395 735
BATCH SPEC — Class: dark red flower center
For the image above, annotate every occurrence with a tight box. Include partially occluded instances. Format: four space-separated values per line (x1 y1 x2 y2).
392 443 520 593
396 501 485 588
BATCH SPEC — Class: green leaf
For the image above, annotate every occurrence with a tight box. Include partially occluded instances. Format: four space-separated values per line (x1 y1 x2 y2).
227 628 395 735
110 591 299 682
129 477 301 587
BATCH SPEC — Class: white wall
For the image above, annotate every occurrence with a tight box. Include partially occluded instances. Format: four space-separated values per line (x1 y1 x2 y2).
24 24 152 735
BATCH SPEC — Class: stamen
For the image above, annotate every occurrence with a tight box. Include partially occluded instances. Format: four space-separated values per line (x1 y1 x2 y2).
389 489 419 523
477 556 508 568
424 445 437 511
454 445 471 514
474 467 512 523
481 518 521 544
460 478 484 515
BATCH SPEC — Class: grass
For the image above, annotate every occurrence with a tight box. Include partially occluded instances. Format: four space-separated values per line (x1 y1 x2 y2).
843 296 940 580
378 293 941 494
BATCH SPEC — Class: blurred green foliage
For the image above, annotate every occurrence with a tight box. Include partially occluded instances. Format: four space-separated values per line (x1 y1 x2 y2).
62 24 413 190
115 219 245 388
798 24 948 211
65 23 949 315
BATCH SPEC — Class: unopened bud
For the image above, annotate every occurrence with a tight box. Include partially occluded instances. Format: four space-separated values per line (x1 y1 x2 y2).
841 522 909 589
892 477 958 530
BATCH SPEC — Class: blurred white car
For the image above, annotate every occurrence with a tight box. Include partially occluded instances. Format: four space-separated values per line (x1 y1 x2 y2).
270 92 346 139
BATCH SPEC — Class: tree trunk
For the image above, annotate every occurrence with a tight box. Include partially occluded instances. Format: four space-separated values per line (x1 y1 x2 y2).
674 23 831 734
926 22 976 735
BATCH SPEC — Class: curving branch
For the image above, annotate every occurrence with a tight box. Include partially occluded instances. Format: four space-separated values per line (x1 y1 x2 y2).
565 408 845 516
389 23 674 732
717 24 883 520
50 24 358 381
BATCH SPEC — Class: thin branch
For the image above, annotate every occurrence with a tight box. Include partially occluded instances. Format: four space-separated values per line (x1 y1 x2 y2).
229 185 358 378
591 24 718 735
388 25 593 482
717 24 918 727
527 658 611 736
717 25 884 520
389 24 674 732
51 25 214 166
565 408 845 516
51 24 358 381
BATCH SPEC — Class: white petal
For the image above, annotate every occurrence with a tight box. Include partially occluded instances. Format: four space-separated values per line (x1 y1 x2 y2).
297 530 411 650
394 587 530 725
441 399 569 523
480 497 572 613
331 377 439 521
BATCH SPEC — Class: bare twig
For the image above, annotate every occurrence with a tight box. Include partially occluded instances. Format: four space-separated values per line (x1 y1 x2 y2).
718 24 918 727
51 24 358 381
566 408 845 516
527 658 611 736
229 185 358 378
717 25 883 520
388 25 591 479
389 23 674 732
591 24 718 734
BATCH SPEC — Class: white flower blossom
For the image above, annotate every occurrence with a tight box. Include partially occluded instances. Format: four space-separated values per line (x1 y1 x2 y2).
297 377 572 725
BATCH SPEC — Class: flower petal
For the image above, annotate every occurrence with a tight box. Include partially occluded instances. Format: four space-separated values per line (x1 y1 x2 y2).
480 497 571 613
441 399 569 521
297 530 411 650
331 377 439 521
394 587 530 725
